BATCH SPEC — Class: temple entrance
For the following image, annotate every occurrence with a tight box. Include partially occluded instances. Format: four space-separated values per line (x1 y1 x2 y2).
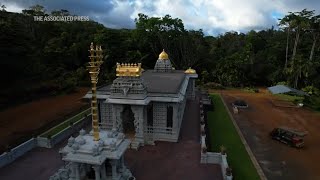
121 105 135 139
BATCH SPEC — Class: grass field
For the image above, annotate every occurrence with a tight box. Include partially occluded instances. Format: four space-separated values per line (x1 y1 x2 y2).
207 94 260 180
41 108 91 138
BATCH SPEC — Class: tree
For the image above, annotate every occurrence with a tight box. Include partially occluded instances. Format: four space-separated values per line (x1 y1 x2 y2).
22 4 46 16
279 13 294 68
1 4 6 12
308 15 320 61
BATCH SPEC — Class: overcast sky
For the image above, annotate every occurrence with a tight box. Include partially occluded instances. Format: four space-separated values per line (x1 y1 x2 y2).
1 0 320 36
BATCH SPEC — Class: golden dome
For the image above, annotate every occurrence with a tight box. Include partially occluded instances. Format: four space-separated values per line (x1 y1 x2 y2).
185 67 196 74
159 49 169 60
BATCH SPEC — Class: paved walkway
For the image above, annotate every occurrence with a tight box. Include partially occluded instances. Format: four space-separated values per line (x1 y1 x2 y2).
0 97 222 180
125 98 223 180
0 141 65 180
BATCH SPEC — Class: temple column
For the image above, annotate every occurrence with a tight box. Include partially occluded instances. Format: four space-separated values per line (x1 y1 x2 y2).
119 156 125 173
112 104 124 132
69 162 76 180
93 165 101 180
74 163 80 180
111 160 118 180
101 162 107 179
131 105 144 149
172 103 178 136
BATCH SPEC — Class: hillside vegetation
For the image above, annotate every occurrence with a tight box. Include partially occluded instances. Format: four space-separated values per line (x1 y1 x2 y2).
1 5 319 109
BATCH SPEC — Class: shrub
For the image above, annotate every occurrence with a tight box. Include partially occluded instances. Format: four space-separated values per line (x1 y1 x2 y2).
276 81 288 86
203 82 225 90
202 147 207 153
243 87 259 93
303 95 320 111
220 145 226 155
226 167 233 176
302 86 320 96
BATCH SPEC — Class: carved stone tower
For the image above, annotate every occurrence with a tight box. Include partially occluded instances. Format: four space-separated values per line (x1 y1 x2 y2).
154 49 173 72
110 63 147 99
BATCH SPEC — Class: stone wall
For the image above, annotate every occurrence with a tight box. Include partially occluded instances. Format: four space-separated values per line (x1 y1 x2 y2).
186 78 195 100
153 102 167 128
147 102 180 142
100 102 113 130
0 138 37 168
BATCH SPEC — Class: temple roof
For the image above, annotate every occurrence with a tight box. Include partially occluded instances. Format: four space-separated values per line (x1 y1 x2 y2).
141 70 185 93
94 70 187 95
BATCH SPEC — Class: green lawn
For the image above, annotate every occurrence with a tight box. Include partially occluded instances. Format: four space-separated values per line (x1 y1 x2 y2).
41 108 91 138
207 94 260 180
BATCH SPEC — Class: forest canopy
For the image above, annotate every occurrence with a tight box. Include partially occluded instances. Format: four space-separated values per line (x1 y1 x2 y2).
0 5 319 109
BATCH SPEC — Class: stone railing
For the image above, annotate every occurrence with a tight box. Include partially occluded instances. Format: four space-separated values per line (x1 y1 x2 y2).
145 126 174 135
37 116 91 148
199 98 233 180
0 115 91 168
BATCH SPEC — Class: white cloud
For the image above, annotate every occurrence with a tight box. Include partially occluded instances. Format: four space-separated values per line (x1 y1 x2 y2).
101 0 135 28
2 0 320 35
3 2 24 13
129 0 280 34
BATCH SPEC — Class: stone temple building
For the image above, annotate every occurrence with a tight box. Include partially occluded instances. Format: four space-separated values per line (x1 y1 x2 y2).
84 50 198 149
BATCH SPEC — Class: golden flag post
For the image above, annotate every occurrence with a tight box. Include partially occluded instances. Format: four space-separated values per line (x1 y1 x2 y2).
87 42 104 141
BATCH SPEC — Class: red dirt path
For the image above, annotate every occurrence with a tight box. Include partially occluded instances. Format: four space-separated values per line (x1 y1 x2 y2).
212 89 320 180
0 88 89 152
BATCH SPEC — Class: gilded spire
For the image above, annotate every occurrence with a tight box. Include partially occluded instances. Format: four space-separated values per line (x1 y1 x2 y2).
185 67 196 74
159 49 169 60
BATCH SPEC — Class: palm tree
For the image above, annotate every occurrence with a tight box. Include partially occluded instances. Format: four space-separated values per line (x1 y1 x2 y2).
279 13 295 68
308 15 320 62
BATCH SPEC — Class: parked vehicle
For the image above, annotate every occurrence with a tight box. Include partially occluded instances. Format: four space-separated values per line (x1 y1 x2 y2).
270 127 307 148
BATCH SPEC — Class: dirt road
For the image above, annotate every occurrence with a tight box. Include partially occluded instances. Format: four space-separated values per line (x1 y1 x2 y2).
215 89 320 180
0 88 89 152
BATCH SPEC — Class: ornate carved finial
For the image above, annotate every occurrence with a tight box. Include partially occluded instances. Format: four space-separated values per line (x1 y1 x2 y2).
116 62 143 77
159 49 169 60
90 42 94 50
185 67 196 74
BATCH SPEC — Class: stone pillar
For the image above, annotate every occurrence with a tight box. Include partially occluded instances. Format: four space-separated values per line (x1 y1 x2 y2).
110 160 118 180
74 163 80 180
191 79 195 99
112 104 124 132
69 162 76 180
172 103 178 136
101 163 107 179
120 156 125 173
131 105 144 148
93 165 101 180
